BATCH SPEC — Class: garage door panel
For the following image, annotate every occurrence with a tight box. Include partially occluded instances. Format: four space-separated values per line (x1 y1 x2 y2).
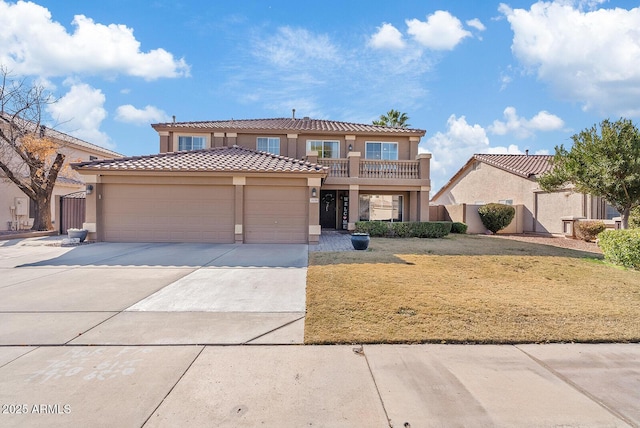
102 184 234 243
244 186 308 244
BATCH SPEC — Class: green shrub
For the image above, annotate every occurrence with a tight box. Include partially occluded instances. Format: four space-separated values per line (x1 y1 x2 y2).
451 222 468 234
411 221 452 238
477 203 515 234
597 229 640 270
575 220 606 242
354 221 451 238
354 221 389 237
390 222 412 238
630 206 640 229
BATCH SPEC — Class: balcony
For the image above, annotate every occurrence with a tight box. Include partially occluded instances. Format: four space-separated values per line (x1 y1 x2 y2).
314 152 430 184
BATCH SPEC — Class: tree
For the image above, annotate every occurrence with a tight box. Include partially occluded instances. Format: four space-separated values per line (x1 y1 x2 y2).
0 67 63 231
538 118 640 229
373 109 411 128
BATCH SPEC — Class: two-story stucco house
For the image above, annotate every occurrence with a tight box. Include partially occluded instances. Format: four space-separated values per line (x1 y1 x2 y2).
73 117 431 244
1 114 122 231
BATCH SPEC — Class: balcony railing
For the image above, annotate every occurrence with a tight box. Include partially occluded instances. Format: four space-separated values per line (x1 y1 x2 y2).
360 160 420 179
318 159 349 177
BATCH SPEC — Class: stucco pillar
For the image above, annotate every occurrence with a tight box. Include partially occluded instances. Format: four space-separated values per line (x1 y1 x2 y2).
347 151 360 178
159 131 170 153
418 186 430 221
233 176 245 243
348 185 359 230
308 177 322 244
226 133 237 147
213 132 225 148
417 153 431 182
345 135 356 157
409 191 418 221
306 151 318 164
410 136 420 159
287 134 298 158
80 175 99 241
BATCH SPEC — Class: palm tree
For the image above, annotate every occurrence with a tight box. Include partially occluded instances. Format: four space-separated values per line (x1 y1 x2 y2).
372 109 410 128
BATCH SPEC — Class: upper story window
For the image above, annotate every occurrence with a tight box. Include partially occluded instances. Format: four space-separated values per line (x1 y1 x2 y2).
308 140 339 158
257 137 280 155
178 136 206 151
365 142 398 160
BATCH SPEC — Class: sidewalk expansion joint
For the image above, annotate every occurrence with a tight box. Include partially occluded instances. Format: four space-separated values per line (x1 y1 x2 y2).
243 314 306 345
514 345 636 428
360 345 393 428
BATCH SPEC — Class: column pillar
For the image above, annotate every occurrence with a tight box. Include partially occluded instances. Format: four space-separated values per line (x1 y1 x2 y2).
287 134 298 158
419 186 430 221
348 185 359 230
308 177 322 244
233 176 245 243
159 131 170 153
347 151 360 177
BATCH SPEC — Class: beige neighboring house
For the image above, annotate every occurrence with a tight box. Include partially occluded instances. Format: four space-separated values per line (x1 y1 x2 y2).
0 115 122 231
73 117 432 244
431 154 617 235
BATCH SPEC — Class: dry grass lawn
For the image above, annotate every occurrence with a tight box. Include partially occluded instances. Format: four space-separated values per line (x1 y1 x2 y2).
305 235 640 344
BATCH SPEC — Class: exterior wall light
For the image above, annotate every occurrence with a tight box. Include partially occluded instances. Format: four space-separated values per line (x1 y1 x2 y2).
311 188 317 197
86 184 94 195
348 144 353 151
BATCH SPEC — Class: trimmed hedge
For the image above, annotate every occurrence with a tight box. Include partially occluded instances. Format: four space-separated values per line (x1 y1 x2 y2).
575 220 606 242
451 222 468 234
597 229 640 270
478 203 515 234
354 221 452 238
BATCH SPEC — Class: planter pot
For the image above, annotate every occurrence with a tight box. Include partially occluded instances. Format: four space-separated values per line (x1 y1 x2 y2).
68 229 88 242
351 233 370 250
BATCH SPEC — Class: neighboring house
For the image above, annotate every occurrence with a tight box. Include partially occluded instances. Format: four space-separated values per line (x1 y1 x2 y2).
73 117 432 244
0 115 122 231
431 154 616 235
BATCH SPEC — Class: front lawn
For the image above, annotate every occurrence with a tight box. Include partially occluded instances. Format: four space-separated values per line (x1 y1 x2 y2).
305 235 640 344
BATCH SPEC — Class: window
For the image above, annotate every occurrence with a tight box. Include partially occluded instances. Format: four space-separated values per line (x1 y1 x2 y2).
365 142 398 160
359 195 403 222
307 140 339 158
257 137 280 155
498 199 513 205
178 136 206 151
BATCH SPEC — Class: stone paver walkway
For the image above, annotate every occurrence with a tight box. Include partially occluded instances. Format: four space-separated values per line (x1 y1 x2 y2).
309 230 354 252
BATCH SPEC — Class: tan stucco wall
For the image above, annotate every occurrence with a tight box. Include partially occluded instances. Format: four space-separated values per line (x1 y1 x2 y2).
432 162 539 232
534 191 585 234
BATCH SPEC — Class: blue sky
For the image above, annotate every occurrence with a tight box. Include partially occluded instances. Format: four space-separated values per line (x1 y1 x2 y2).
2 0 640 192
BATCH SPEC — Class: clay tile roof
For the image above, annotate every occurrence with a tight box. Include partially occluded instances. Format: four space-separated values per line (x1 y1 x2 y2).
152 117 426 135
473 154 553 178
71 145 328 174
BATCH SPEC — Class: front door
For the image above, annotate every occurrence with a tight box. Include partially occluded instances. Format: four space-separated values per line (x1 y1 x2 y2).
320 190 337 229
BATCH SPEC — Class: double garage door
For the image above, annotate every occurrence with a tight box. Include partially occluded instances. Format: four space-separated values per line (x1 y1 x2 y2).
101 183 307 244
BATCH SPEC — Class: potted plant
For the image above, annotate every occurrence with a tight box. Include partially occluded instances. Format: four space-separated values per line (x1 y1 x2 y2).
351 232 370 250
67 228 88 242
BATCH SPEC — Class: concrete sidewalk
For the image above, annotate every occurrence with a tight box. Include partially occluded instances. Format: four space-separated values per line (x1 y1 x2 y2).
0 239 638 426
0 343 638 427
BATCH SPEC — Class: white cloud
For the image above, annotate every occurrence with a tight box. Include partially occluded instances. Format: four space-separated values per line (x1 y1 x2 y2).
115 105 170 125
254 26 339 68
406 11 472 50
369 23 406 49
466 18 486 32
422 114 551 192
46 82 112 148
426 115 490 176
488 107 564 139
0 0 189 80
499 1 640 116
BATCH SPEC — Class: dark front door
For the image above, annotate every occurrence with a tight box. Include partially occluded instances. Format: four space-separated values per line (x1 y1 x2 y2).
320 190 337 229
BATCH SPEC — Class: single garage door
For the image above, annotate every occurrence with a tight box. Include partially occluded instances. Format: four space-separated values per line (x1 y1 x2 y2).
102 184 235 243
244 186 308 244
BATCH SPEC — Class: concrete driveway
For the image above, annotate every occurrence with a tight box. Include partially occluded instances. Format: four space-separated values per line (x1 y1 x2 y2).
0 238 638 427
0 241 307 345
